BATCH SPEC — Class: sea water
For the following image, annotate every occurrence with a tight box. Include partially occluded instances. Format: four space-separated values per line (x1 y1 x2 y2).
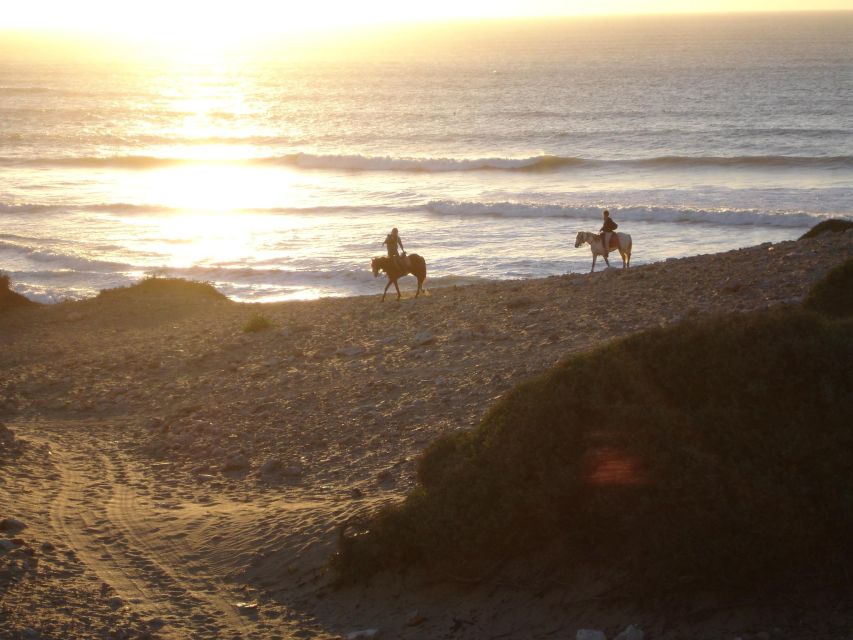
1 13 851 302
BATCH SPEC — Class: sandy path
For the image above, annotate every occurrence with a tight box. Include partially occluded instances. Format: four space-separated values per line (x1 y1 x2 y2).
30 426 259 639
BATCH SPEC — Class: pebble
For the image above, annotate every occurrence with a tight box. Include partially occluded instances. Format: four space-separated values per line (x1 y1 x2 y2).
346 630 380 640
258 458 281 475
412 330 435 346
0 517 25 532
614 625 644 640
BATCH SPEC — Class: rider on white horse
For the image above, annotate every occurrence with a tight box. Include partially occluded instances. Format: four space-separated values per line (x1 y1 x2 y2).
600 209 619 253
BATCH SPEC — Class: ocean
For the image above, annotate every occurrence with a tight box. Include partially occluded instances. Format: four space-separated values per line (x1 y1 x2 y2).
1 12 851 302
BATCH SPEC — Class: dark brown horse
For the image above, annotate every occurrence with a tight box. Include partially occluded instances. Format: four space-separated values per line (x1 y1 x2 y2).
371 254 427 301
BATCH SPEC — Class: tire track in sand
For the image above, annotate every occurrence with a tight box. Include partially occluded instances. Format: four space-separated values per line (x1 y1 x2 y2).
38 431 255 639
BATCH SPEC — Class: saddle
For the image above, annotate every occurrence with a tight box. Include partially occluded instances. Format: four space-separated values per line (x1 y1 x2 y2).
602 233 621 251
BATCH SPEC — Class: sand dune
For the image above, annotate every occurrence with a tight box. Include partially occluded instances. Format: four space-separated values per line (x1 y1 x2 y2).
1 230 851 639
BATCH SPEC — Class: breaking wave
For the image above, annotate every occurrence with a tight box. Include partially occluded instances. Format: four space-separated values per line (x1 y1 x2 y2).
4 153 851 173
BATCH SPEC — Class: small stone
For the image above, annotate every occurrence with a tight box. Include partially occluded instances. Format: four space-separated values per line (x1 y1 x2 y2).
346 630 380 640
0 539 16 551
108 596 124 610
282 464 303 478
577 631 607 640
405 610 426 627
336 345 365 357
412 330 435 346
614 625 644 640
350 488 364 499
222 452 249 472
0 518 25 532
258 458 281 476
234 601 258 613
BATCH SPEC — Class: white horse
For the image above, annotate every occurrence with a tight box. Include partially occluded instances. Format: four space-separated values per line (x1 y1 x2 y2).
574 231 632 272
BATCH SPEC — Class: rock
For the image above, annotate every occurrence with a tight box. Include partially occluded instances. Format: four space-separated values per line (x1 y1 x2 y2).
222 452 249 472
405 610 426 626
0 424 14 444
337 345 365 357
346 630 380 640
0 539 16 551
577 631 607 640
108 596 124 610
258 458 281 476
376 469 394 483
412 330 435 346
40 541 55 553
282 464 303 478
234 601 258 613
614 625 644 640
146 417 164 430
0 517 25 532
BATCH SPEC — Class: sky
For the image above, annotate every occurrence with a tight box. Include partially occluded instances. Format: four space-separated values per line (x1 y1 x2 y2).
2 0 851 35
2 0 849 63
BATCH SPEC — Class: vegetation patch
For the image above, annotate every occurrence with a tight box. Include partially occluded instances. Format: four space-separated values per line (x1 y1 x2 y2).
335 308 853 592
803 258 853 318
0 274 37 311
97 277 227 301
799 218 853 240
243 313 273 333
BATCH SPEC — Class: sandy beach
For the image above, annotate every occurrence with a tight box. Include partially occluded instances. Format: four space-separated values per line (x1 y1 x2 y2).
2 230 852 640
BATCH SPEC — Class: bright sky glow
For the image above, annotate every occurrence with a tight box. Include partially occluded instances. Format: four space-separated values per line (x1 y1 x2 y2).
1 0 849 63
2 0 850 35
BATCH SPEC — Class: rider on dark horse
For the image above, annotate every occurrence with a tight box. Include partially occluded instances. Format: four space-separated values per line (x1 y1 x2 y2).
600 209 619 254
383 227 408 272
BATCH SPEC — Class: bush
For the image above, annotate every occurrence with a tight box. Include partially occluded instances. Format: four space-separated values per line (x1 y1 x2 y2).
0 273 36 311
98 277 226 300
803 259 853 318
335 309 853 592
799 218 853 240
243 314 273 333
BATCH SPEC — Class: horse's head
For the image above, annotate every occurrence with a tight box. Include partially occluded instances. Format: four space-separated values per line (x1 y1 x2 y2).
371 257 381 277
574 231 586 248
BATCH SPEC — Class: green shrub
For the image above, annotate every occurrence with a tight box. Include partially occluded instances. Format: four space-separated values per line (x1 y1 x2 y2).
335 309 853 592
0 273 36 311
799 218 853 240
803 259 853 318
243 313 273 333
98 277 226 300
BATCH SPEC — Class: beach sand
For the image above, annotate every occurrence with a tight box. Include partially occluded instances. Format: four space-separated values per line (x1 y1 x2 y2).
1 231 851 640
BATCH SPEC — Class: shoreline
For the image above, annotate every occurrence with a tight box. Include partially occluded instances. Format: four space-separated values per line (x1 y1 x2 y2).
1 231 852 639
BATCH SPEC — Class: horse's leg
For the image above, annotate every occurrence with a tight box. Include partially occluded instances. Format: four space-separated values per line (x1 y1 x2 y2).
590 253 597 273
415 277 422 298
394 280 401 300
603 251 610 268
382 280 392 302
620 249 627 269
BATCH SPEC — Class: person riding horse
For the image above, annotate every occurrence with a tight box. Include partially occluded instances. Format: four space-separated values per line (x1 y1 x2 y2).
383 227 408 271
600 209 619 253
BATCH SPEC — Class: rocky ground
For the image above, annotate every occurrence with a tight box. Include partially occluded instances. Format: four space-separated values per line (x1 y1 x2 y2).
1 230 851 639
